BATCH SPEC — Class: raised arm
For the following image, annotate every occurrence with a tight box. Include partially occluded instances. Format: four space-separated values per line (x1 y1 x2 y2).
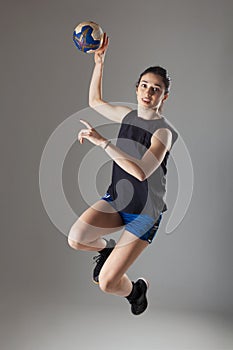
89 34 132 123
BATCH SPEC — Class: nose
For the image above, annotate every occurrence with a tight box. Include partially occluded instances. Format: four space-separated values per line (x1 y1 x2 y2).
147 87 154 96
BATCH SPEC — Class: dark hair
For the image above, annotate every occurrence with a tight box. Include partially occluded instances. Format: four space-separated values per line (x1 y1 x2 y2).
136 66 171 94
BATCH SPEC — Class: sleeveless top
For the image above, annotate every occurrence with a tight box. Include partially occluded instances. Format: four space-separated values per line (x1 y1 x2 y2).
106 110 178 222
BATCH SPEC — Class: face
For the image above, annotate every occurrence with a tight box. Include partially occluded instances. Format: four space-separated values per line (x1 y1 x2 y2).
136 73 168 110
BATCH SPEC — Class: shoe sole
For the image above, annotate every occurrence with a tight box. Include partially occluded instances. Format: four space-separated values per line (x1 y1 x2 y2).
92 278 99 285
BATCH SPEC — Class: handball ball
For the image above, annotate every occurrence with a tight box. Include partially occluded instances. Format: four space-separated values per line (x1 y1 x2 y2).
73 21 104 53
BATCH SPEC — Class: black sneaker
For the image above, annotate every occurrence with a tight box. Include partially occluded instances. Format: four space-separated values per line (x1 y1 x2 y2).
92 239 116 284
127 278 149 315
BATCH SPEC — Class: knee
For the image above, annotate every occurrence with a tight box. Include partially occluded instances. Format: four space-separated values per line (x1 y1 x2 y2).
67 226 85 250
67 236 83 250
99 273 118 294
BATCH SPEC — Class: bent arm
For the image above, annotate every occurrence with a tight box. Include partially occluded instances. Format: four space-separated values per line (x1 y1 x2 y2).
138 128 172 180
101 128 172 181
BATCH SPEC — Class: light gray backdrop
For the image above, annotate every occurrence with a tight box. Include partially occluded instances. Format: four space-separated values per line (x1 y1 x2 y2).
1 0 233 349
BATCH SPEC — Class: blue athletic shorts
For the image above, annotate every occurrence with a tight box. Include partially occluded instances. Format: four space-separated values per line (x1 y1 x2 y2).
100 192 163 244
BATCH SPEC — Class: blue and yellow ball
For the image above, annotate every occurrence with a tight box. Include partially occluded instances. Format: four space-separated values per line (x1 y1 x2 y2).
73 21 104 54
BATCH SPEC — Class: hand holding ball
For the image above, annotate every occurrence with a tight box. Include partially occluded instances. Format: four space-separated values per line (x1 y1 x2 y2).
73 21 104 54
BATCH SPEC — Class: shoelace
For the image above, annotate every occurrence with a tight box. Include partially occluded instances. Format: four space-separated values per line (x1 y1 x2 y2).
93 253 103 264
93 250 109 264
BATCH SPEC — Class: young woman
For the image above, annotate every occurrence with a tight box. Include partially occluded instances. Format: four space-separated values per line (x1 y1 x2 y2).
68 34 178 315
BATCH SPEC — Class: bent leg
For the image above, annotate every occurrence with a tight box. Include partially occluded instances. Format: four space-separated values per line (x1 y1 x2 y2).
68 200 124 251
98 230 149 296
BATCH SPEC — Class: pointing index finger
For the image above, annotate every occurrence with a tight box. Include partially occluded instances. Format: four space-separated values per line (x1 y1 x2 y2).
79 119 93 129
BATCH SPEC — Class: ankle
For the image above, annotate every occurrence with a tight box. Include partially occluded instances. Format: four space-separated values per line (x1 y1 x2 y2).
126 281 140 301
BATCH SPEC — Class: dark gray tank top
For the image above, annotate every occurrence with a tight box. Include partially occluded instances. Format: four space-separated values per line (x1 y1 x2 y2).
106 110 178 221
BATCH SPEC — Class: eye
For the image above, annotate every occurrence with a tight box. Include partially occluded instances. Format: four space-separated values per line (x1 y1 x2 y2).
140 83 147 88
152 87 160 93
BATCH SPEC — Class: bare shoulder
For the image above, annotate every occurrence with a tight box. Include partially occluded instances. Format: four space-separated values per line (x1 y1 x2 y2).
151 128 172 151
91 101 132 123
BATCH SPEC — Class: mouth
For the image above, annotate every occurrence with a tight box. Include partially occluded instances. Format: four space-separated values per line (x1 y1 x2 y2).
142 97 151 104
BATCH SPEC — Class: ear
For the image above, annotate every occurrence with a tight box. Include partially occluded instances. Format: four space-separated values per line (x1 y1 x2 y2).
162 93 169 102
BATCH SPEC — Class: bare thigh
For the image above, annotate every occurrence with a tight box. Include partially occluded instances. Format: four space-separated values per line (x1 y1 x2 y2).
68 200 124 244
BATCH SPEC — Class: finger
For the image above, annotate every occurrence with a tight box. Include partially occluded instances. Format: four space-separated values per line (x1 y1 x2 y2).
98 32 106 50
103 37 109 50
104 34 109 47
79 119 91 128
77 130 89 141
77 129 84 140
96 33 108 53
79 134 89 143
79 119 93 130
102 32 106 45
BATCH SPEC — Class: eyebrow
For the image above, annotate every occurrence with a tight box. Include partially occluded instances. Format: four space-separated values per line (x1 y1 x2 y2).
141 80 162 88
